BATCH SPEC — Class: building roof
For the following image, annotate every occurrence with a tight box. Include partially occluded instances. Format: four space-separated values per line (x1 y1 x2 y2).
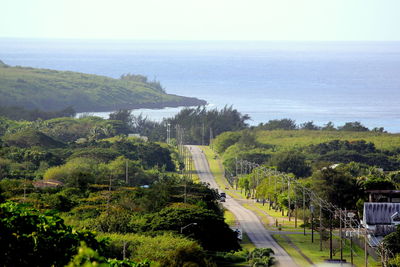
363 202 400 225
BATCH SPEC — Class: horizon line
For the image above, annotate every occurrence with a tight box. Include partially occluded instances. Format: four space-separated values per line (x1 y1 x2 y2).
1 36 400 43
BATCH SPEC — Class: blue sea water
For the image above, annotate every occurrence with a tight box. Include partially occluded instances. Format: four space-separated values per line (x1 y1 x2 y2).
1 38 400 132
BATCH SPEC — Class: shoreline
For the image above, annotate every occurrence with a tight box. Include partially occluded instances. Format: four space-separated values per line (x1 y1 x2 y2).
73 96 207 113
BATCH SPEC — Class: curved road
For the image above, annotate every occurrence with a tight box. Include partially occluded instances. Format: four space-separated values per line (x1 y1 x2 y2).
188 145 298 267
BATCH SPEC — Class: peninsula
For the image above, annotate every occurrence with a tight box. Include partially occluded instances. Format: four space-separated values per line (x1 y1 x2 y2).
0 60 206 112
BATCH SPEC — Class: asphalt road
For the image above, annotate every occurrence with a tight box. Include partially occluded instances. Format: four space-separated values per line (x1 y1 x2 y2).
188 145 299 267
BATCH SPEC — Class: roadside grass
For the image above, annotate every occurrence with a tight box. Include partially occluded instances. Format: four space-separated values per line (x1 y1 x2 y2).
241 232 256 251
253 202 312 232
273 234 310 267
201 146 245 200
201 146 229 188
224 209 236 226
273 233 381 267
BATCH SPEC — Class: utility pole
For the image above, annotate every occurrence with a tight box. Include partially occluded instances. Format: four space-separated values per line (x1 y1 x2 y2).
339 209 343 262
330 212 333 260
166 123 171 145
294 197 298 228
303 188 306 235
184 179 187 203
201 122 205 146
125 159 129 185
320 205 323 251
310 204 314 243
347 211 355 266
209 128 213 148
365 228 369 267
288 180 291 221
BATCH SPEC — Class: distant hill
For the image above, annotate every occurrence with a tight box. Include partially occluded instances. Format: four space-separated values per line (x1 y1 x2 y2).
0 61 206 112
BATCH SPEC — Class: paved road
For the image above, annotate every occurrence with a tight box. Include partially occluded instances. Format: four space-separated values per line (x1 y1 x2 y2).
188 145 298 267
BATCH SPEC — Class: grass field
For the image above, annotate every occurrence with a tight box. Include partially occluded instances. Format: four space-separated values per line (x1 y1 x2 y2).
256 130 400 151
273 233 381 267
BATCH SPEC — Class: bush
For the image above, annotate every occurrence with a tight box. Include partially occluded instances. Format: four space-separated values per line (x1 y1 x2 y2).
100 233 215 267
0 201 105 267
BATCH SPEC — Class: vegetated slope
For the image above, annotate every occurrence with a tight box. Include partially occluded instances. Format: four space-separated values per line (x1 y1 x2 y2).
0 62 206 112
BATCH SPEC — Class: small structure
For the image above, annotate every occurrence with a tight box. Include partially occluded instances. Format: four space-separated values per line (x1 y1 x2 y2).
362 202 400 245
366 190 400 203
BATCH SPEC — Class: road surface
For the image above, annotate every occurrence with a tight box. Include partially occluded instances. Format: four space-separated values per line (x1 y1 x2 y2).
188 145 299 267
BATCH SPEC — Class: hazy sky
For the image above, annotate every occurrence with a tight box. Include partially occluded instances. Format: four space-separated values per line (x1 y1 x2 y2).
1 0 399 41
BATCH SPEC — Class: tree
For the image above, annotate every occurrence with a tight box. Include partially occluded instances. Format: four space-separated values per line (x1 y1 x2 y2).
214 131 241 154
238 130 259 149
338 121 369 132
109 109 133 134
300 121 320 130
322 121 336 131
311 167 362 209
136 203 240 252
383 225 400 255
0 202 105 267
269 152 311 178
259 119 297 130
43 157 97 189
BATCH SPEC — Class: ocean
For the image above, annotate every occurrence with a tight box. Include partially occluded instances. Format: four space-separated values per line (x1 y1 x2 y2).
1 38 400 132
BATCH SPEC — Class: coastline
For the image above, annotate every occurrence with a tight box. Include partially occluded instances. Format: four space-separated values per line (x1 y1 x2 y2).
72 95 207 113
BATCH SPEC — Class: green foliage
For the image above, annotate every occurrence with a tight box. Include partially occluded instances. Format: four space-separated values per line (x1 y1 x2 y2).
0 63 205 112
120 73 165 93
300 121 321 130
0 201 105 267
338 121 369 131
3 129 64 148
0 105 76 121
100 233 214 267
43 157 97 188
66 242 149 267
362 177 396 191
268 152 311 178
248 248 275 267
384 225 400 255
258 118 297 130
213 131 241 154
311 167 362 209
388 253 400 267
134 203 240 252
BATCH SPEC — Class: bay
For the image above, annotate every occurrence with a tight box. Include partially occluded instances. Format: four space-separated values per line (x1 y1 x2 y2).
1 39 400 132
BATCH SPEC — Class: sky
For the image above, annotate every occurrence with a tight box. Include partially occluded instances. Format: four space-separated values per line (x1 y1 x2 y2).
1 0 400 41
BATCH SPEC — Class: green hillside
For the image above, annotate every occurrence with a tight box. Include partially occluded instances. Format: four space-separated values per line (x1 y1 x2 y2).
0 61 206 112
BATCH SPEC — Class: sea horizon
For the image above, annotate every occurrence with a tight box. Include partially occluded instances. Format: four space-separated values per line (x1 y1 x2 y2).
1 38 400 132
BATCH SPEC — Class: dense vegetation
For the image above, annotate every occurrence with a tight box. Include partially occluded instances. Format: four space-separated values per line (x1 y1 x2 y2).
0 61 206 112
0 113 249 266
3 102 400 265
